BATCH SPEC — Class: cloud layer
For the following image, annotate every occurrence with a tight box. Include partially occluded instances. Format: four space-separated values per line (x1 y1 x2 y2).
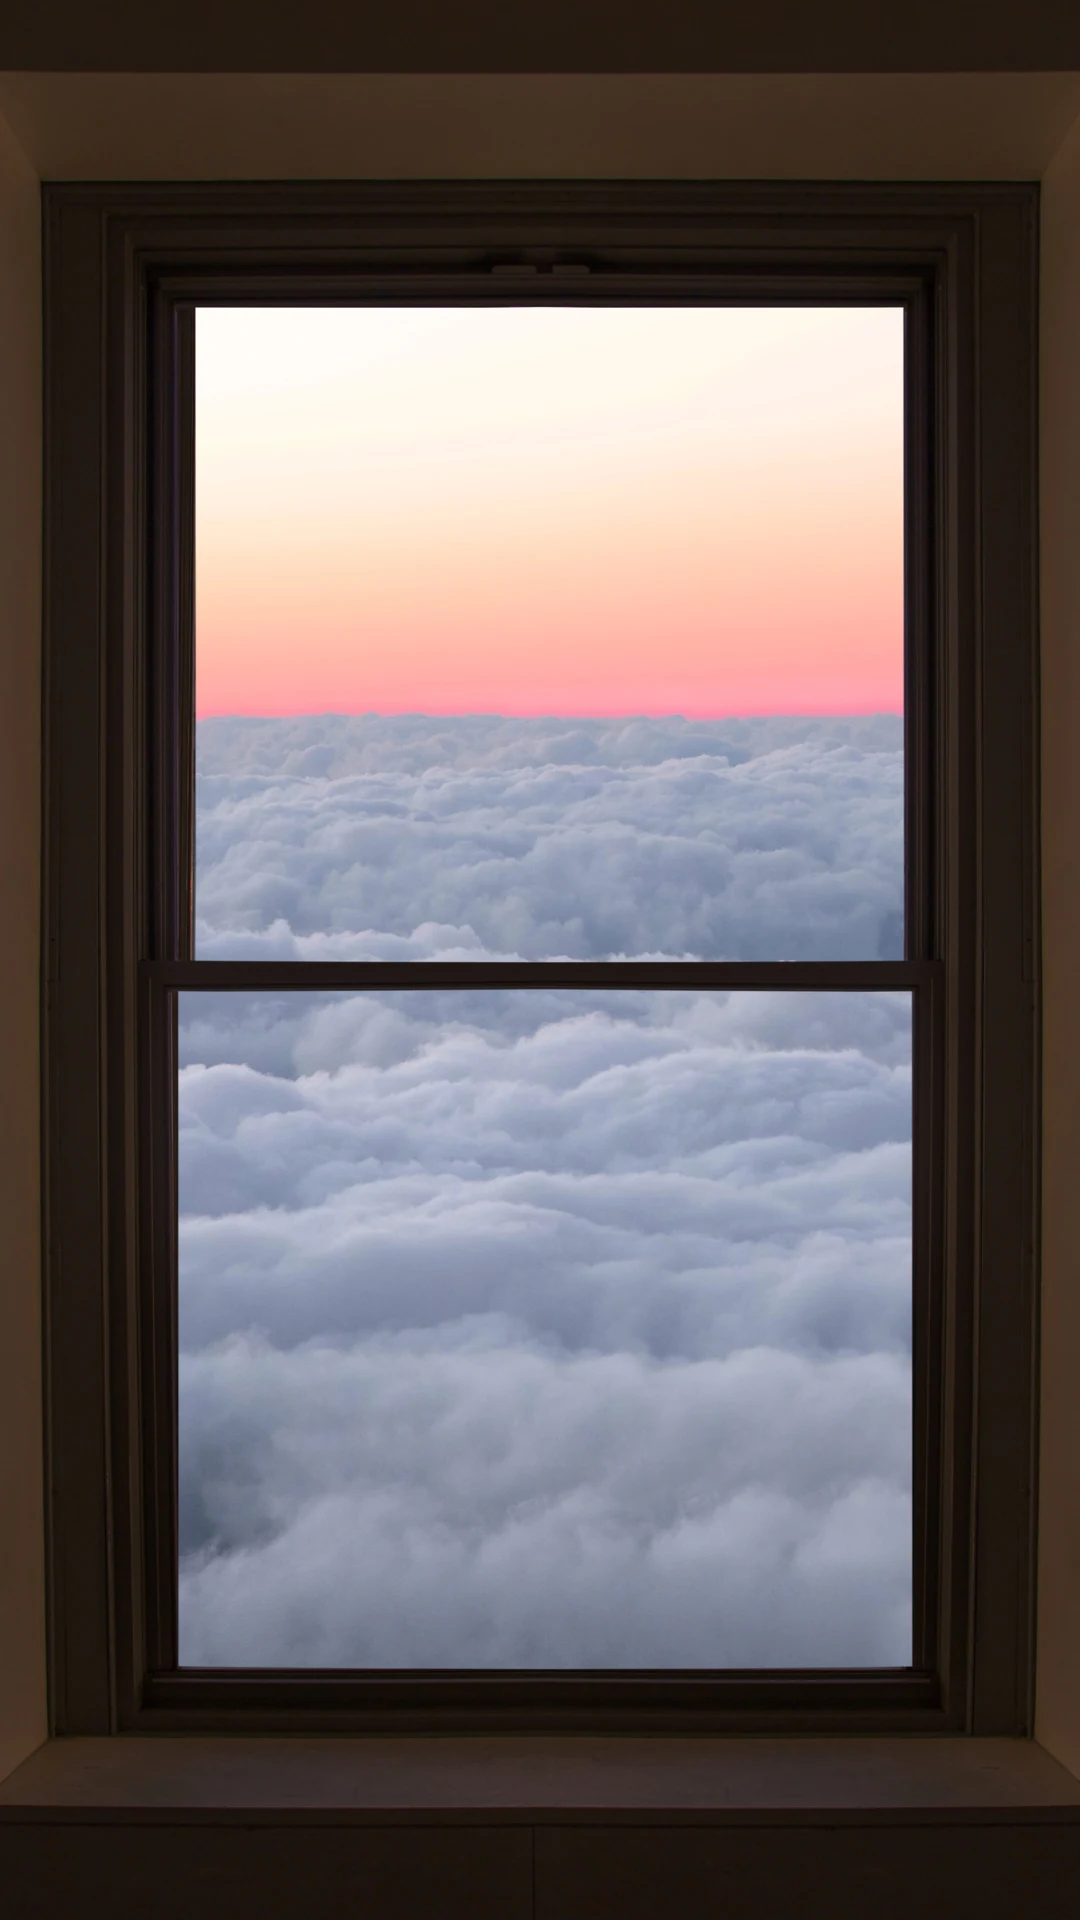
195 713 904 961
178 986 913 1669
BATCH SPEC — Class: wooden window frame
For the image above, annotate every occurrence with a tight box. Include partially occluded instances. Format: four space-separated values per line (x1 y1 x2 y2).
41 181 1038 1737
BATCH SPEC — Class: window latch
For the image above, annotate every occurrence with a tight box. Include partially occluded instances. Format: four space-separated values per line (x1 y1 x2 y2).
488 261 593 278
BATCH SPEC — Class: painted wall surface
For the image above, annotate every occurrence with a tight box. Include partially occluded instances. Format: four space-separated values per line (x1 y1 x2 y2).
2 74 1079 182
1 65 1079 1784
1036 107 1080 1781
0 104 45 1782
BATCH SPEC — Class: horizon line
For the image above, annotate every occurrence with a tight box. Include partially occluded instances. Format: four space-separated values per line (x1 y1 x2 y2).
195 706 905 723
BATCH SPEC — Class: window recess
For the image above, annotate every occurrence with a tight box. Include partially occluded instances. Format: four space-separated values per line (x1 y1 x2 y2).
41 183 1038 1736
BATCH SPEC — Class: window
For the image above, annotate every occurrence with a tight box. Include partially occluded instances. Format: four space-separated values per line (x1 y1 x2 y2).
42 183 1038 1734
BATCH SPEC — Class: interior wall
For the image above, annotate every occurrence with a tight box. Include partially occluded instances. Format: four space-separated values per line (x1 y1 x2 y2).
0 102 45 1782
1 68 1080 1784
2 73 1079 180
1036 106 1080 1781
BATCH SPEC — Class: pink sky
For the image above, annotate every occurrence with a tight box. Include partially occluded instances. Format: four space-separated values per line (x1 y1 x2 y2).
195 305 904 719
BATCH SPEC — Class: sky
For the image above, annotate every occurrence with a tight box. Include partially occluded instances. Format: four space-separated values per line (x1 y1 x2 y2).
195 304 905 720
183 305 911 1667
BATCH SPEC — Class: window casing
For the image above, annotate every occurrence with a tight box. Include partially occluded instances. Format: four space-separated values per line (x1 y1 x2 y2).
41 182 1038 1735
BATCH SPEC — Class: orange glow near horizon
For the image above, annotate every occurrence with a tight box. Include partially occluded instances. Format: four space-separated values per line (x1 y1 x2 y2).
195 306 904 719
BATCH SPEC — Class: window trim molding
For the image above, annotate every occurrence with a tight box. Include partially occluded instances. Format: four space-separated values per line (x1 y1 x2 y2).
41 180 1039 1737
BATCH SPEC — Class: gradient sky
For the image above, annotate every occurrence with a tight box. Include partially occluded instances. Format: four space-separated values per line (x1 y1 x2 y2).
195 305 904 719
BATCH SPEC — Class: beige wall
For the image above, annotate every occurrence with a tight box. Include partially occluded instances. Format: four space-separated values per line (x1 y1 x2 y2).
1 72 1079 1783
1 73 1080 181
0 102 45 1782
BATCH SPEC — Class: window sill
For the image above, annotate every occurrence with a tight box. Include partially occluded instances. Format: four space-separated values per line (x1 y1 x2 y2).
2 1734 1078 1822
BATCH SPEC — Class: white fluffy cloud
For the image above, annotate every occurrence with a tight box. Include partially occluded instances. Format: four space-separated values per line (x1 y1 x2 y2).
195 713 904 961
178 985 913 1669
180 717 910 1668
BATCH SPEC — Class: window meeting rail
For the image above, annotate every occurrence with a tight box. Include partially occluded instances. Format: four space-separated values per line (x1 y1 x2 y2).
147 959 940 992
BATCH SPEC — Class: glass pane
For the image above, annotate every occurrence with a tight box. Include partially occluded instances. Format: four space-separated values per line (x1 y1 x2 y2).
195 307 905 961
177 989 912 1669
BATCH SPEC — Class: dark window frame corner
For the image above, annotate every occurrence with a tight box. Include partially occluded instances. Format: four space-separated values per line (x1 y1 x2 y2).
40 180 1040 1740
